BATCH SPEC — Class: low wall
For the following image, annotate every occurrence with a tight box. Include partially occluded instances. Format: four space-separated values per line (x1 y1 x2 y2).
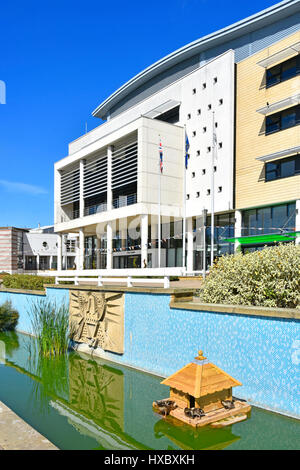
0 286 299 419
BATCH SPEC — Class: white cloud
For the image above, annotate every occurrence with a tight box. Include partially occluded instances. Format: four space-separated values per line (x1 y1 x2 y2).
0 180 48 195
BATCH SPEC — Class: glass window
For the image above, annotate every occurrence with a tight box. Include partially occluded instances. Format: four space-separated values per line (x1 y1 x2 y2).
266 105 300 135
281 108 297 130
266 64 281 87
243 203 296 236
265 155 299 181
266 114 280 134
265 161 280 181
281 159 295 178
266 56 300 88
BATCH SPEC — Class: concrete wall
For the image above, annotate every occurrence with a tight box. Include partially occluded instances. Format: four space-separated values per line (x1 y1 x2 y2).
1 286 299 419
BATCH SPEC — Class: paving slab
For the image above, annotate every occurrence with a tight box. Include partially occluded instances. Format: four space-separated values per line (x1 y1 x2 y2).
0 401 57 450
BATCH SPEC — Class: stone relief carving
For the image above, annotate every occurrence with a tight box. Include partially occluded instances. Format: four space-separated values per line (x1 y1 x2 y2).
69 290 124 354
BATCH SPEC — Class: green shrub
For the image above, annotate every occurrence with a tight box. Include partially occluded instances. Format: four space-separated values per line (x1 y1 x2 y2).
28 299 70 357
197 243 300 309
2 274 55 291
0 301 19 331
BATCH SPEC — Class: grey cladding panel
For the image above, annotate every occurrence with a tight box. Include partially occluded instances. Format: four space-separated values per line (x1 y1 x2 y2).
110 54 200 118
108 12 300 120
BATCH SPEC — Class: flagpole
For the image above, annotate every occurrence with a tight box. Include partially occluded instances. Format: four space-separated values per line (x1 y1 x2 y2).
158 136 161 269
182 126 187 271
211 112 216 268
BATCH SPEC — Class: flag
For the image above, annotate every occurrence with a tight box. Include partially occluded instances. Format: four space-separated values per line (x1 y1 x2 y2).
159 139 163 173
185 133 190 169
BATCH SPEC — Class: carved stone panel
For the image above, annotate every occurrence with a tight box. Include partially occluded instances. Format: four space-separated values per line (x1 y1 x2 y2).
69 290 125 354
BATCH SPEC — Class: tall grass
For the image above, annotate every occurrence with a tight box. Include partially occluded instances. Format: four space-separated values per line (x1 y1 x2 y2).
28 299 70 357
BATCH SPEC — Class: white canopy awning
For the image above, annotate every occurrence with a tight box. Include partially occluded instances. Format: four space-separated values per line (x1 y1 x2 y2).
256 93 300 115
257 41 300 68
256 145 300 163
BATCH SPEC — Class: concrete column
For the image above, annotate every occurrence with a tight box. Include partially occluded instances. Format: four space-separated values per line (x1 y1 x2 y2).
107 145 113 210
57 234 62 271
36 254 40 271
234 210 242 253
296 200 300 246
50 255 53 270
79 228 85 270
187 217 194 272
106 222 113 269
79 159 85 218
96 237 101 268
141 214 148 268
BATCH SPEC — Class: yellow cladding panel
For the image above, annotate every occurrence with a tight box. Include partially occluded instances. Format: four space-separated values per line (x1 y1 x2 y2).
236 31 300 210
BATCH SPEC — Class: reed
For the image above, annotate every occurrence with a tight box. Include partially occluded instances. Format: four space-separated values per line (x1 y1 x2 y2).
28 299 70 357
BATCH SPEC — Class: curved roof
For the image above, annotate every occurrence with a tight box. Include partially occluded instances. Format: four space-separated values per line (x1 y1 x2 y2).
92 0 300 119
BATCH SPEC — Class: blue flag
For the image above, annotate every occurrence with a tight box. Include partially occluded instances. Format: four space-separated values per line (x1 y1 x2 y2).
185 134 190 169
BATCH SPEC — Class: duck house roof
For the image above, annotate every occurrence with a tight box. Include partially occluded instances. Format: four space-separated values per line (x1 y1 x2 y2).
161 352 242 398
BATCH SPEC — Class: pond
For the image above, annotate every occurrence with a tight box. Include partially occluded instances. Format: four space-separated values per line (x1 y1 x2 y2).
0 331 299 450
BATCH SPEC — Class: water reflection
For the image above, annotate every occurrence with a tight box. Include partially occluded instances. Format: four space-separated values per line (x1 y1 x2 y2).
1 332 299 450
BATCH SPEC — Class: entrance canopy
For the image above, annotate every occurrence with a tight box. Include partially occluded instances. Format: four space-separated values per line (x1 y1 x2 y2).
223 231 300 245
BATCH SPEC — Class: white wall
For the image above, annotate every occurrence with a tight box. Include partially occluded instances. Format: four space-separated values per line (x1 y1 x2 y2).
55 50 235 233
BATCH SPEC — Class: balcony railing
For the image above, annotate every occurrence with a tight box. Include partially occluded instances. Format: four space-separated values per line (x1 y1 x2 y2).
84 202 107 217
113 193 137 209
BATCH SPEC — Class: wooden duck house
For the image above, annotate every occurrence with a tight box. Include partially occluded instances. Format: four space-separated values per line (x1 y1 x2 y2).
153 351 251 428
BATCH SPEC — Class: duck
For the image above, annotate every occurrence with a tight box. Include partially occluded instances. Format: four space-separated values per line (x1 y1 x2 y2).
221 400 235 410
184 407 205 419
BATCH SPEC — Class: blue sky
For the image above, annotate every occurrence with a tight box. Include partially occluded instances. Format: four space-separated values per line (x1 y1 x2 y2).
0 0 280 228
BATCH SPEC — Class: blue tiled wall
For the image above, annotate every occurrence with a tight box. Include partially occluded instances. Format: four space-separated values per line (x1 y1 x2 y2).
0 288 69 334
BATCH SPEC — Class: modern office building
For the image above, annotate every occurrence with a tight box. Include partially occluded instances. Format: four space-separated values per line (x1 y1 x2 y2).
54 0 300 274
0 226 77 274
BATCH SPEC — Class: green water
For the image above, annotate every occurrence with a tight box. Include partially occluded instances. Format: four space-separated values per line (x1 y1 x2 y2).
0 331 299 450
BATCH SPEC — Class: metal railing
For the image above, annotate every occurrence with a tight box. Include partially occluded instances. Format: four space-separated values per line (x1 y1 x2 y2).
113 193 137 209
84 202 107 217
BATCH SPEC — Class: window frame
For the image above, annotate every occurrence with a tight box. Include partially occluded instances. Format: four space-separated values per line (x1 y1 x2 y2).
265 155 300 182
266 55 300 89
265 105 300 135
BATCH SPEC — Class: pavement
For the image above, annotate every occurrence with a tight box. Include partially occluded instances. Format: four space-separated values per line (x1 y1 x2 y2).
0 401 57 450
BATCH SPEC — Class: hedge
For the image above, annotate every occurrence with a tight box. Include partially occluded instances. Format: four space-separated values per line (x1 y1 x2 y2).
1 274 55 291
197 243 300 309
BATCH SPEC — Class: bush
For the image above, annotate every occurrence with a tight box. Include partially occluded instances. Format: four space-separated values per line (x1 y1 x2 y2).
197 243 300 309
2 274 55 291
0 301 19 331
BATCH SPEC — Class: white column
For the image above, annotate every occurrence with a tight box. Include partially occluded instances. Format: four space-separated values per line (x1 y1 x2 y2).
57 234 62 271
96 237 101 268
50 255 53 270
141 214 148 268
296 200 300 246
36 254 40 271
79 228 85 270
186 217 194 273
79 159 85 218
234 210 242 253
106 222 113 269
107 145 113 210
75 236 80 270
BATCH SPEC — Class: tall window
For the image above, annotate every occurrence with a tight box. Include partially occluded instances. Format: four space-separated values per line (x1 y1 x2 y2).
243 203 296 236
266 105 300 135
266 55 300 88
265 155 300 181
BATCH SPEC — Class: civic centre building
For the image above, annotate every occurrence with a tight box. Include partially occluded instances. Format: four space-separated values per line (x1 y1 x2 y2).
53 0 300 276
